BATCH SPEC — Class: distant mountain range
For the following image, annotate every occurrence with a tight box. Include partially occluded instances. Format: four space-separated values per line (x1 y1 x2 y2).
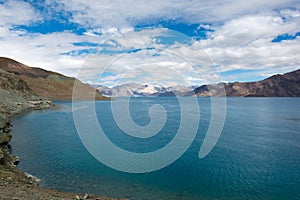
97 83 196 97
98 69 300 97
0 57 108 100
1 57 299 99
190 69 300 97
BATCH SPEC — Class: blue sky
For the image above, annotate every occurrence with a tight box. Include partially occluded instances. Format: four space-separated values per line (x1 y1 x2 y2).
0 0 300 86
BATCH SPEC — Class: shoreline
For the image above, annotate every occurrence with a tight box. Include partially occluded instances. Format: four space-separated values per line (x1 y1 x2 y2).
0 100 125 200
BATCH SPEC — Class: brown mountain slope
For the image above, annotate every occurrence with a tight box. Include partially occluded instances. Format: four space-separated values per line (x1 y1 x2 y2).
0 57 109 100
192 69 300 97
0 68 40 121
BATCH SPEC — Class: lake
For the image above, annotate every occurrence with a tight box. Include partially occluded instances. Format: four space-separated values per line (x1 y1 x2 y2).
11 97 300 199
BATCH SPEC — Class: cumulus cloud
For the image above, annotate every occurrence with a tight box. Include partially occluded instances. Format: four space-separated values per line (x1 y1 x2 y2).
0 30 87 73
0 0 299 86
198 11 300 79
78 47 207 86
56 0 298 28
0 0 40 26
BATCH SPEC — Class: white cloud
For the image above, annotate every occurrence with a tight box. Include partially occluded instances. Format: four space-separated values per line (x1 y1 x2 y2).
0 28 114 78
57 0 298 27
0 0 40 26
198 11 300 74
203 13 298 47
0 1 300 86
280 9 300 18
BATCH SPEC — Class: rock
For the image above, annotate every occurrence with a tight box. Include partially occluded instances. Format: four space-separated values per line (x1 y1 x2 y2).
0 133 12 144
75 195 81 200
0 151 19 166
3 122 12 133
27 100 53 109
24 172 41 184
0 148 4 161
0 121 12 133
83 193 91 199
12 155 19 165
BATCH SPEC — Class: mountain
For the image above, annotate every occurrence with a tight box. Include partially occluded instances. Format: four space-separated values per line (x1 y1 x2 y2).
102 69 300 97
0 67 50 119
190 69 300 97
0 57 109 100
97 69 300 97
97 83 195 97
111 83 142 97
0 58 114 200
186 83 227 96
156 85 196 96
135 83 167 96
97 83 160 97
0 56 110 167
1 60 53 168
97 85 113 97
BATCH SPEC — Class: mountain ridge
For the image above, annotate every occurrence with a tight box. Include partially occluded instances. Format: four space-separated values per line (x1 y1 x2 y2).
97 69 300 97
0 57 109 100
97 83 195 97
0 57 115 199
190 69 300 97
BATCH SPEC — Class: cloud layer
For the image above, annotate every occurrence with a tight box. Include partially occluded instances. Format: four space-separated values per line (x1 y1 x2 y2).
0 0 299 86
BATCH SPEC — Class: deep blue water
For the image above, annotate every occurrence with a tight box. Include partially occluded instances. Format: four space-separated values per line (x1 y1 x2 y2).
11 97 300 200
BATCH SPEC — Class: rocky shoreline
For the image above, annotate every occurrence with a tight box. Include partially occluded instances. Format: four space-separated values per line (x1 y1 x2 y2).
0 99 53 167
0 57 123 199
0 101 125 200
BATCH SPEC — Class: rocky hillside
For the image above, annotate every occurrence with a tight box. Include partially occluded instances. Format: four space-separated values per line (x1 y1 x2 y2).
0 57 119 199
0 57 109 100
0 56 109 170
190 69 300 97
0 63 53 167
0 68 52 118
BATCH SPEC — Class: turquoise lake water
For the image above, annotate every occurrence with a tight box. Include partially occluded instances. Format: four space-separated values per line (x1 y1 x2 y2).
11 97 300 199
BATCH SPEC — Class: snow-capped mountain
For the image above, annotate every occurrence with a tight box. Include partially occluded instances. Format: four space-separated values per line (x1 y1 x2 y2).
135 83 167 96
97 83 195 97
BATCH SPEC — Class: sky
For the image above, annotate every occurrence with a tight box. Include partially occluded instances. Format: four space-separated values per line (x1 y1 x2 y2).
0 0 299 87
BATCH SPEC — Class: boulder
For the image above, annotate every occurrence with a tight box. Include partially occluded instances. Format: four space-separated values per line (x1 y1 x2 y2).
0 120 12 133
12 155 19 165
0 133 12 145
